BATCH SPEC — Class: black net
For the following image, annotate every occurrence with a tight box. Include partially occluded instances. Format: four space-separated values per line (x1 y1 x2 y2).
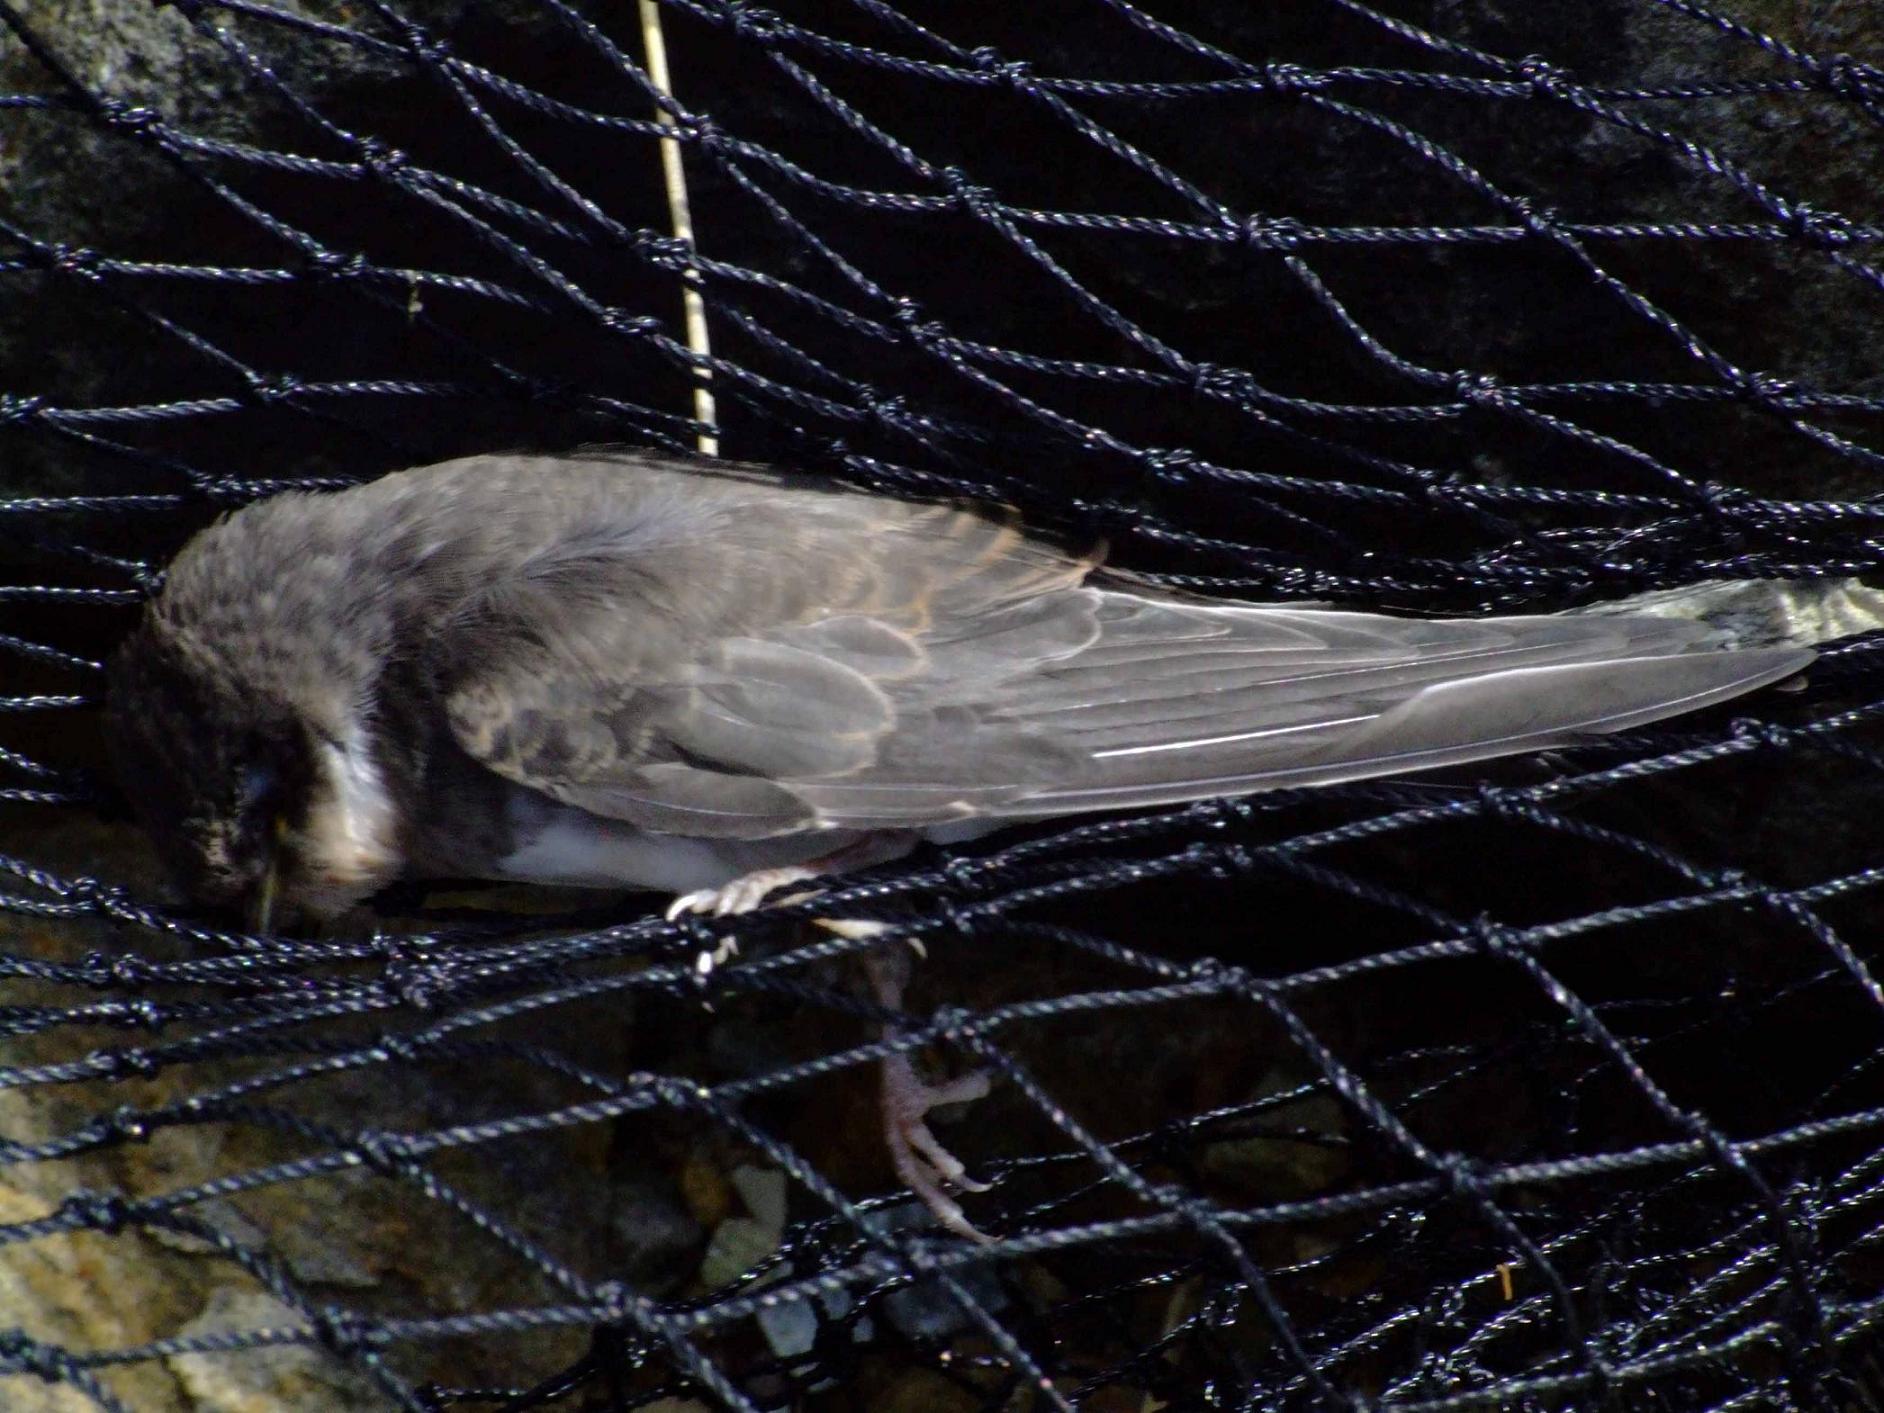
3 0 1884 1408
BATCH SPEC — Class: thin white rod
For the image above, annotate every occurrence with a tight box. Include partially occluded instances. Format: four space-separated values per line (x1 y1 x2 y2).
639 0 717 456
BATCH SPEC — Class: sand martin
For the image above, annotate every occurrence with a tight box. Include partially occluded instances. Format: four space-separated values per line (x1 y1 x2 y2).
104 449 1816 1236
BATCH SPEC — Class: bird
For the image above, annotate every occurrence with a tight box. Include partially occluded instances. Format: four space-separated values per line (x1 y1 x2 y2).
105 448 1815 1238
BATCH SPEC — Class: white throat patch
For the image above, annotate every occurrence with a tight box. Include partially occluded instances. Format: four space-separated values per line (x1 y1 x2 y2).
297 728 401 914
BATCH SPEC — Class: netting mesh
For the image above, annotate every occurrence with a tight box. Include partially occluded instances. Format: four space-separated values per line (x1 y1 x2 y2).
3 0 1884 1408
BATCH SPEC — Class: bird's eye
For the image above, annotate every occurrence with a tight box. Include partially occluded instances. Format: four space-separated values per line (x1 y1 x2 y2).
236 763 278 819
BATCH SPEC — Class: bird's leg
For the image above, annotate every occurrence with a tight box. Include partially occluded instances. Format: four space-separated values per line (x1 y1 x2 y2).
664 832 919 976
821 918 994 1243
666 840 996 1238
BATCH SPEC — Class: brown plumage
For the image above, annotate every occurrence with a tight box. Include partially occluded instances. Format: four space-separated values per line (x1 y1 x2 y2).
108 448 1813 924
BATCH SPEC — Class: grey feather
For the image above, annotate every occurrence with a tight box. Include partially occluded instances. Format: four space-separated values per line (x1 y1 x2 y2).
393 453 1808 837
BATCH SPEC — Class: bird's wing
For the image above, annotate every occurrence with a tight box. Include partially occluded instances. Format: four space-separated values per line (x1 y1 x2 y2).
433 456 1810 839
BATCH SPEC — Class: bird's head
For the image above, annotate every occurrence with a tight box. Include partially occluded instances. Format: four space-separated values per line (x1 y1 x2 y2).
105 610 404 932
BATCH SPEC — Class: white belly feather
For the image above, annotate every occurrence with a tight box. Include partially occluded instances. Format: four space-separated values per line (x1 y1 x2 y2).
494 789 871 893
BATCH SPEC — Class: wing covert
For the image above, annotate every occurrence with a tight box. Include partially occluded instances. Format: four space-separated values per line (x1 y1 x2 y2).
423 452 1807 839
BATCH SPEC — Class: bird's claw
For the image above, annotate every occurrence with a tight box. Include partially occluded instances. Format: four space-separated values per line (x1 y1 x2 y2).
813 916 925 961
665 867 828 976
664 866 821 921
882 1053 995 1243
692 934 738 978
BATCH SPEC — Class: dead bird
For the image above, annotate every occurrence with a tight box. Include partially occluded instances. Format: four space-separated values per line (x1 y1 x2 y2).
104 449 1825 1237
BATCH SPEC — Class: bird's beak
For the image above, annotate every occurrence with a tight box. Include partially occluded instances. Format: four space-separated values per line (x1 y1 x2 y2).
248 854 279 935
246 818 287 934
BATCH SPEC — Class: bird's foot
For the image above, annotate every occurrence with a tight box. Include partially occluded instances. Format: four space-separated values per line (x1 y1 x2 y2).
666 867 825 977
850 924 994 1243
881 1052 994 1244
665 867 823 921
663 833 920 976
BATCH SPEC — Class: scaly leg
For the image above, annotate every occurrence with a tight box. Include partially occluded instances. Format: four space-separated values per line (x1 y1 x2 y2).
664 842 996 1238
824 918 994 1244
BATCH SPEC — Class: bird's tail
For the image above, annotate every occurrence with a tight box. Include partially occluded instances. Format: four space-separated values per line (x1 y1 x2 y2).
1569 577 1884 651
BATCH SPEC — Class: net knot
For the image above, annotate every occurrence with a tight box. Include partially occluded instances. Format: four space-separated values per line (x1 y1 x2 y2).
1188 360 1251 398
312 1307 380 1356
674 111 719 145
940 855 986 893
1452 370 1509 407
1239 214 1305 251
59 1188 133 1235
723 3 783 41
1149 1182 1215 1224
1514 54 1572 96
1730 716 1792 750
374 1030 425 1061
1436 1152 1491 1200
1466 915 1522 959
1739 370 1799 403
967 46 1033 86
103 1104 153 1143
599 308 664 337
1185 955 1255 992
889 298 946 345
938 856 992 936
358 136 410 177
1504 195 1559 231
304 249 369 282
0 1328 68 1383
861 390 910 425
381 935 448 1012
1779 201 1856 250
1696 479 1760 519
95 98 161 135
91 1046 163 1081
1262 62 1322 95
46 242 102 277
1198 797 1255 830
63 877 130 914
81 948 148 987
939 165 996 214
1207 840 1257 879
1823 54 1884 104
386 964 445 1013
1471 784 1523 821
0 393 45 425
591 1279 639 1323
407 30 453 65
352 1129 417 1177
928 1003 974 1039
1138 446 1196 488
668 911 734 984
633 231 692 263
103 995 166 1030
241 371 304 406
